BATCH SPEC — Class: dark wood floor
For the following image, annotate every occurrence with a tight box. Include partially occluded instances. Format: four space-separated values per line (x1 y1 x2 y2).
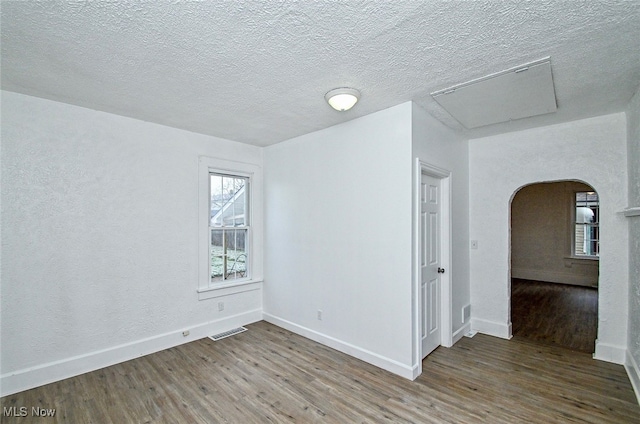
2 321 638 423
511 279 598 353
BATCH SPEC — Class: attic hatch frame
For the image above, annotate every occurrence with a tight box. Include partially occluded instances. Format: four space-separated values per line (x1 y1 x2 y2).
430 57 557 129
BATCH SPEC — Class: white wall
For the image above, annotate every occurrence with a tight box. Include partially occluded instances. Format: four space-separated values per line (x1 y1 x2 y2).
469 113 629 363
511 181 599 287
263 103 415 378
626 85 640 401
0 91 264 396
411 104 470 352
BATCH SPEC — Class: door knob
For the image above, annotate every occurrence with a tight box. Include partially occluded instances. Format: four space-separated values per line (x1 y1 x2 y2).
437 267 445 274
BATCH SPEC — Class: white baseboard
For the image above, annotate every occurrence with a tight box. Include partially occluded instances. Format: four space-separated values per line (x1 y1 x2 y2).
262 313 415 380
512 268 598 287
452 322 472 345
0 309 262 397
593 340 626 364
625 350 640 405
410 363 422 380
470 318 512 340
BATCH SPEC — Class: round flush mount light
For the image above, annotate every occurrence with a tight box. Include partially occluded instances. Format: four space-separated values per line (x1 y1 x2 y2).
325 87 360 111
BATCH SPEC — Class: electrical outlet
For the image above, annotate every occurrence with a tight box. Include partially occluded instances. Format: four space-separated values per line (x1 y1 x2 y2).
317 310 322 320
218 302 224 312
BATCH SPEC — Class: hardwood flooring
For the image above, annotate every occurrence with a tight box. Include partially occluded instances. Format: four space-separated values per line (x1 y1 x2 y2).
511 279 598 353
2 321 638 423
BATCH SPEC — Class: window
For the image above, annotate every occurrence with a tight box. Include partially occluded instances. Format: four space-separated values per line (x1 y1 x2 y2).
574 191 599 257
209 173 249 283
199 156 262 294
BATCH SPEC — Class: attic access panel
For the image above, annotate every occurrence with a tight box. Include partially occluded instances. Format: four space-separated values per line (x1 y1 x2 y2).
431 58 557 129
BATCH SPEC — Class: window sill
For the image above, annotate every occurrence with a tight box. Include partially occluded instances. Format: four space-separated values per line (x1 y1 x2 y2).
564 255 599 261
198 279 263 301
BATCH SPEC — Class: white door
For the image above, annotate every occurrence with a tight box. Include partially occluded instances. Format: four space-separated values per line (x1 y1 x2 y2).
421 173 442 358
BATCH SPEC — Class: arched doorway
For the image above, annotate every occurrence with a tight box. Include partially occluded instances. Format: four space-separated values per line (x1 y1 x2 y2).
509 180 599 352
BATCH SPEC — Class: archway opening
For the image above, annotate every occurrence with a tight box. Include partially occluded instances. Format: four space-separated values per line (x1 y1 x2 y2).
509 180 599 353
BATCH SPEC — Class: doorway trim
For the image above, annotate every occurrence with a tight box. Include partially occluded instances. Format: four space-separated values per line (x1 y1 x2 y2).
413 159 452 377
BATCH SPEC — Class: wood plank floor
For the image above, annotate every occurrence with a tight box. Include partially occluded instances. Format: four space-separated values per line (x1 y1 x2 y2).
2 321 638 423
511 279 598 353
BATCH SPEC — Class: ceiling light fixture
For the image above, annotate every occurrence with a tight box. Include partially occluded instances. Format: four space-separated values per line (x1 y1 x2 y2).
325 87 360 111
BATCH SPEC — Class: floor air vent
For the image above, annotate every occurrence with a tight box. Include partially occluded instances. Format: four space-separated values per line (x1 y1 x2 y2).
209 327 247 341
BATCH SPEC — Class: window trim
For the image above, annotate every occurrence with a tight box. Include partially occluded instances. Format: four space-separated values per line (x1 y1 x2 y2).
571 190 599 259
198 156 263 297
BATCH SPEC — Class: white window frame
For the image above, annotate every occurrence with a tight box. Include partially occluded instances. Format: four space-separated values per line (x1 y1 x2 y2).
571 191 599 259
198 156 263 296
209 172 251 284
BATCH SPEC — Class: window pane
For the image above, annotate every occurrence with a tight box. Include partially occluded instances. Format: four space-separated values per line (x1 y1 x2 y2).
210 228 248 282
210 229 225 282
210 174 247 227
226 229 247 280
575 191 599 257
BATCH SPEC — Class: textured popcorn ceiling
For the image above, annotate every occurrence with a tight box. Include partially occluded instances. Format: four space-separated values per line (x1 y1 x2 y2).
2 1 639 146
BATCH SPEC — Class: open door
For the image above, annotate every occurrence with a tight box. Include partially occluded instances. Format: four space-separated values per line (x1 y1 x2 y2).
420 172 442 358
